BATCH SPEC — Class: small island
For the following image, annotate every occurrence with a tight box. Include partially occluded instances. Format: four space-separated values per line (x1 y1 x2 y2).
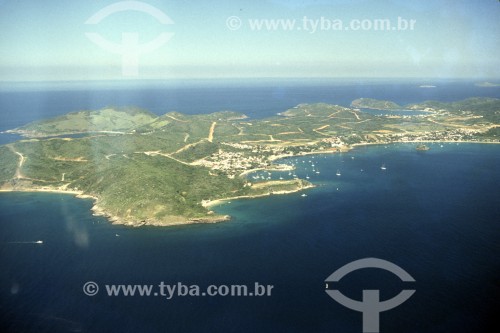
416 144 430 151
475 82 500 88
1 97 499 226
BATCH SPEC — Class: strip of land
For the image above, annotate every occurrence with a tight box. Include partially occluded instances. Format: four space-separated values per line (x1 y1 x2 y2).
1 97 498 227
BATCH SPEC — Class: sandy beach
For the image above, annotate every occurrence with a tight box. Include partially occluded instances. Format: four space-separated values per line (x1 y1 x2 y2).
351 140 500 149
201 183 315 209
1 140 497 227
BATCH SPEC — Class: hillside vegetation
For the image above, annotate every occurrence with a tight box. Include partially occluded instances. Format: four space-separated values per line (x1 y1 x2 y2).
2 97 498 226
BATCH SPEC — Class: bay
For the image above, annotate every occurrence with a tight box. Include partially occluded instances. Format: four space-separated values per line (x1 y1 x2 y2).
0 143 498 332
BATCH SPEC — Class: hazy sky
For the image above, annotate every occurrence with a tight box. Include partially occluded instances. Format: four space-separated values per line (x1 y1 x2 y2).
0 0 499 81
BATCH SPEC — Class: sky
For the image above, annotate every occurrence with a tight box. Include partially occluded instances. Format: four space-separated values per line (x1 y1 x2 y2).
0 0 499 81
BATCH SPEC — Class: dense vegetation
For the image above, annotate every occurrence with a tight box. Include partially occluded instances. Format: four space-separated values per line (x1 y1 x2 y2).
351 98 401 110
0 146 18 182
2 97 498 225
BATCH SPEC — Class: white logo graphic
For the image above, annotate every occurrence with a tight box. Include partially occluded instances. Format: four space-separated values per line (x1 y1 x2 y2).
85 1 174 76
325 258 416 333
226 16 242 30
83 281 99 296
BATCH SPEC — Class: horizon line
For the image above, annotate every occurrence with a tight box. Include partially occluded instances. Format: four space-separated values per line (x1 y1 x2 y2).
1 77 499 84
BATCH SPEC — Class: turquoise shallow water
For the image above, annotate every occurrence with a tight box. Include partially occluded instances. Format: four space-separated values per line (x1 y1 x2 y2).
0 143 498 332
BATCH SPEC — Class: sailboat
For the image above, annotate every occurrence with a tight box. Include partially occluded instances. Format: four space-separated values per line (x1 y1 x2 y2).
381 164 387 170
336 170 341 176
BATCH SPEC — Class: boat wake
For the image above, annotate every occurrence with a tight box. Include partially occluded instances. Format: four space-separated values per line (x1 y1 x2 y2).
6 240 43 244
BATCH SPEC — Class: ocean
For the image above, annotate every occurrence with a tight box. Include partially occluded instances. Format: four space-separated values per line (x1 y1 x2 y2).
0 81 499 332
1 78 500 143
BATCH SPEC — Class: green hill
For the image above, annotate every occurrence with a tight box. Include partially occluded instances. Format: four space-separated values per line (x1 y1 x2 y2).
1 97 498 226
351 98 401 110
406 98 500 122
11 107 157 137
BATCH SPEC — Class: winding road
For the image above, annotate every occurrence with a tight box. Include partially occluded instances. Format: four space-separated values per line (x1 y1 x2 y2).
208 122 217 143
7 145 25 179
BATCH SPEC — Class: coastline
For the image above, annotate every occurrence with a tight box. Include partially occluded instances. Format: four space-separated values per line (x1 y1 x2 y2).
350 140 500 149
0 186 231 227
0 187 98 204
201 183 316 209
238 148 345 178
203 140 500 210
1 140 498 227
4 129 128 139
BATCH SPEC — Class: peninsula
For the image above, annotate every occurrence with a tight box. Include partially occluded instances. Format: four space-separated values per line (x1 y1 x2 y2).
1 97 499 226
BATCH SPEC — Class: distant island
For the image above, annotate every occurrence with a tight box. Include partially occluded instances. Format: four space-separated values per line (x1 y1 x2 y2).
475 82 500 87
351 98 402 110
1 97 499 226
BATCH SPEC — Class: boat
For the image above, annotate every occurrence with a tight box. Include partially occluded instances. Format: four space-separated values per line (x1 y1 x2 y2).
381 164 387 170
35 240 43 244
416 144 430 151
301 194 307 197
336 170 341 176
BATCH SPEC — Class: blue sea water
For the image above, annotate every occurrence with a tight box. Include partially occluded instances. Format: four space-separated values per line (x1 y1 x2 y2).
0 81 499 332
0 143 499 333
1 79 499 145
